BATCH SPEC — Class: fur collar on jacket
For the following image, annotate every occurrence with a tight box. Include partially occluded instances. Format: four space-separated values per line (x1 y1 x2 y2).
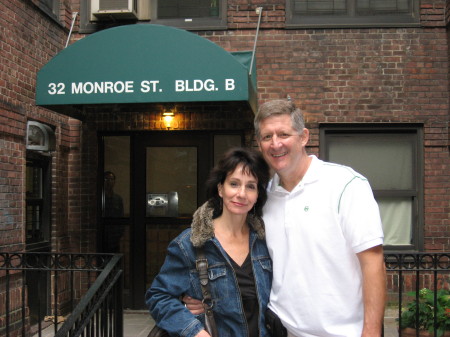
190 201 266 248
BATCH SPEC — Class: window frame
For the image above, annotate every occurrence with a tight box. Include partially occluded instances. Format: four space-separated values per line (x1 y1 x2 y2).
286 0 420 28
36 0 61 23
26 153 52 251
151 0 228 30
319 124 424 251
80 0 227 34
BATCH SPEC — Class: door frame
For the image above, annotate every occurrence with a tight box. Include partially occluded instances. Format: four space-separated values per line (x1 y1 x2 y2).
131 131 212 308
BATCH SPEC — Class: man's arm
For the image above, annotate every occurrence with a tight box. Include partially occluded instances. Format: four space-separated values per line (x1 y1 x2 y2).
357 245 386 337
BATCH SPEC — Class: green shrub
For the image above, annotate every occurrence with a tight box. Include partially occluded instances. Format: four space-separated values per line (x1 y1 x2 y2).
399 288 450 337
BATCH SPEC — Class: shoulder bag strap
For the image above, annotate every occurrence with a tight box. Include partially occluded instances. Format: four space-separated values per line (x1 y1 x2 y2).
196 247 218 337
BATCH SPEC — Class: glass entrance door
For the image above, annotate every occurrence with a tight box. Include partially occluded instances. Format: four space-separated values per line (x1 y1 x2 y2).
132 132 211 308
101 131 243 308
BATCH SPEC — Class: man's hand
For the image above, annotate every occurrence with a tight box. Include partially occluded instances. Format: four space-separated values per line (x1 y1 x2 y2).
183 296 208 336
182 295 205 315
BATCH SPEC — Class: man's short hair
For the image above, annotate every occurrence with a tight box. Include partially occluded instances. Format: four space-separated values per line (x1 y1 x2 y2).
254 99 305 139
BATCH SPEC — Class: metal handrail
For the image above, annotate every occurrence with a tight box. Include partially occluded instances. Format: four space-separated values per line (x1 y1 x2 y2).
0 252 123 337
55 254 123 337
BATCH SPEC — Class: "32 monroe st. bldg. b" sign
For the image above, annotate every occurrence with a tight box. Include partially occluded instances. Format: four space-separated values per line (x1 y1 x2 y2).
36 25 257 111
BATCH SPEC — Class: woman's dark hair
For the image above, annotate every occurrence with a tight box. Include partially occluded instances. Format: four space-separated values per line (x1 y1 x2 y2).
206 147 270 218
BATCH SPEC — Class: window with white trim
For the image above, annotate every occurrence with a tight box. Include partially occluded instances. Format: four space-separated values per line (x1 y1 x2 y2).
286 0 420 28
80 0 227 33
320 125 423 250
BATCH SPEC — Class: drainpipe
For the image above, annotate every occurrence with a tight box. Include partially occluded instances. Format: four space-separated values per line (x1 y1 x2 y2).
65 12 79 48
249 7 263 76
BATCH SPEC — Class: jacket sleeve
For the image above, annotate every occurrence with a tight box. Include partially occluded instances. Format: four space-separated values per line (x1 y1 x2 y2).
145 238 204 337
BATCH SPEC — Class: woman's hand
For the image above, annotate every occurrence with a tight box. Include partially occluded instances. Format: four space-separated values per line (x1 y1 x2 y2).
182 295 204 315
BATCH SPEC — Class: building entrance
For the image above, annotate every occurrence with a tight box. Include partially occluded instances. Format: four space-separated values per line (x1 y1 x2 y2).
100 131 242 308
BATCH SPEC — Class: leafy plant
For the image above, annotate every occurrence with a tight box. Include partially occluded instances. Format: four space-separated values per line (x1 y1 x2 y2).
399 288 450 337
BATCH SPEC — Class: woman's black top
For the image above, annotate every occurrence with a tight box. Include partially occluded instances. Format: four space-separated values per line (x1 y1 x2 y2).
229 253 259 337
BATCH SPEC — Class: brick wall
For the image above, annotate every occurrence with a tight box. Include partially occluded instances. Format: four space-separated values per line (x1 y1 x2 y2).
203 1 450 251
0 135 25 252
65 0 450 254
0 0 82 334
0 1 87 255
7 0 444 258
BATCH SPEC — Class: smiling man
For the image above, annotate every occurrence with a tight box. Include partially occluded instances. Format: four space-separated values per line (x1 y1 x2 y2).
255 99 386 337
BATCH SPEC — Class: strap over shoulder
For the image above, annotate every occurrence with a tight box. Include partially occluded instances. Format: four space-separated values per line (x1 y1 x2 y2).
195 247 218 337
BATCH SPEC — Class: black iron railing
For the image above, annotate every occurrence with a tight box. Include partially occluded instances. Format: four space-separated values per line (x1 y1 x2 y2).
1 252 449 336
0 252 123 337
385 253 450 336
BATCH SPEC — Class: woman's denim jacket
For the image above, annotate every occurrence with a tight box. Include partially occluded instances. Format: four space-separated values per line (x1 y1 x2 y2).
146 202 273 337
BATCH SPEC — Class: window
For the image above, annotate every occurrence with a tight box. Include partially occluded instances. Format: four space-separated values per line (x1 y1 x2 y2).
102 136 130 218
286 0 420 28
213 134 243 165
80 0 226 34
146 146 197 217
151 0 227 30
37 0 60 20
320 125 423 250
26 154 51 251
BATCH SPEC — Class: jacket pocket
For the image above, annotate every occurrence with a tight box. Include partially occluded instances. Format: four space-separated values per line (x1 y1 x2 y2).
207 265 228 300
257 257 272 272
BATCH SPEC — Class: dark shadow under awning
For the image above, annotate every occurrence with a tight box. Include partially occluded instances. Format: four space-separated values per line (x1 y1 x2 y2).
36 24 257 115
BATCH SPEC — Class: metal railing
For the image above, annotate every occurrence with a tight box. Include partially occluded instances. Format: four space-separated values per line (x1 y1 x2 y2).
385 253 450 336
0 252 123 337
1 252 449 336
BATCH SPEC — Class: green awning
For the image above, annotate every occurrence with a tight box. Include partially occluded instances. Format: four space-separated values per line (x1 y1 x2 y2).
36 24 257 114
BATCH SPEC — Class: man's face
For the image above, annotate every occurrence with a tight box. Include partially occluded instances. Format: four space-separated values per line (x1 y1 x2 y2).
104 174 115 191
257 114 308 176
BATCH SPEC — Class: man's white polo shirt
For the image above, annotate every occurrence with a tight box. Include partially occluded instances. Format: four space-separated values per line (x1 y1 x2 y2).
263 155 384 337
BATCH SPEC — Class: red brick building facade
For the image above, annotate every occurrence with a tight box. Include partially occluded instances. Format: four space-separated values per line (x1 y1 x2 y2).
0 0 449 321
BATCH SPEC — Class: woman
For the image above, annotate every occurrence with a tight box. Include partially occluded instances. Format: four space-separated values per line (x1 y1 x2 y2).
146 147 272 337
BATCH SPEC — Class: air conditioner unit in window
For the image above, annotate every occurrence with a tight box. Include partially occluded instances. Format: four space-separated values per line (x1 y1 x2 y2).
26 121 56 152
91 0 138 20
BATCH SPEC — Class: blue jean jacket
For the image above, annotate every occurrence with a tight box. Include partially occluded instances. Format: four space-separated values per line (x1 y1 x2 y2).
145 203 272 337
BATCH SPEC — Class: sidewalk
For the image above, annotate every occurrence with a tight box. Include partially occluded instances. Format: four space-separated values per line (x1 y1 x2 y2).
384 306 399 337
35 308 399 337
125 308 400 337
32 311 156 337
123 310 154 337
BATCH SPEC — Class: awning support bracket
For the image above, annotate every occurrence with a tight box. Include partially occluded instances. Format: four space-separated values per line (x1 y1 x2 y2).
65 12 79 48
249 7 263 76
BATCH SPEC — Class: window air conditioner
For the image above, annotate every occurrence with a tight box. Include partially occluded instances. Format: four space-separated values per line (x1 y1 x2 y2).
91 0 138 20
26 121 56 152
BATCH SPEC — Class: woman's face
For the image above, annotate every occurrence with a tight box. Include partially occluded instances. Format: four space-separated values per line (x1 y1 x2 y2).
218 164 259 216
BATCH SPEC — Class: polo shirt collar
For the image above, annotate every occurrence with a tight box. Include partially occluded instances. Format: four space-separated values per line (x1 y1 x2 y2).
270 155 321 194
